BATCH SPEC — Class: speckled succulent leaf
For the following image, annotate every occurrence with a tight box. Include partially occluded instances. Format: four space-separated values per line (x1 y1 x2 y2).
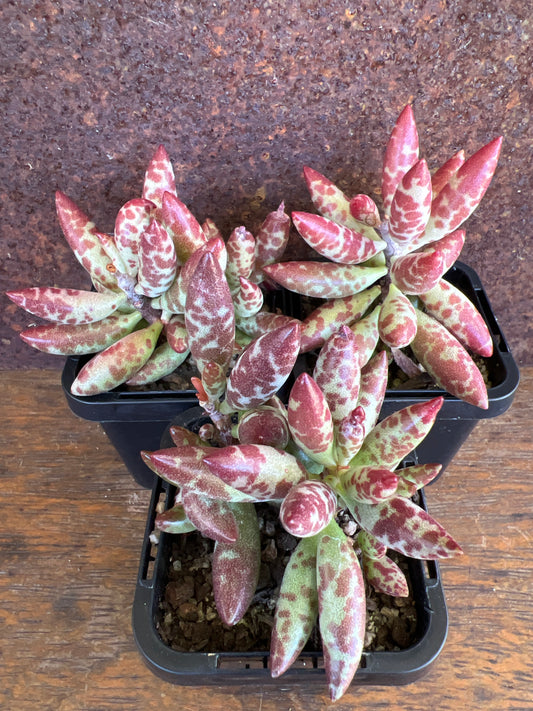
428 229 465 269
169 425 204 448
225 226 256 290
362 552 409 597
201 217 223 241
270 536 319 678
422 136 503 244
389 159 432 245
142 145 176 208
357 529 387 559
288 373 336 467
390 248 445 295
350 495 463 559
397 463 442 493
154 503 196 535
418 279 493 356
125 341 189 385
203 444 307 500
410 309 489 408
114 198 156 276
233 277 264 318
431 149 466 197
164 314 188 353
95 232 128 275
263 262 387 299
349 304 381 367
299 287 380 353
317 532 366 702
342 466 399 504
70 320 162 395
235 310 299 339
55 191 118 291
357 351 389 431
135 218 178 298
381 105 419 217
280 480 337 538
19 310 142 356
236 408 290 448
349 194 381 227
6 287 126 325
181 490 239 544
378 283 417 348
252 203 291 280
292 212 386 265
142 446 255 502
313 326 361 425
200 361 227 401
185 252 235 373
353 397 444 471
335 406 367 466
212 503 261 625
224 322 301 411
161 191 207 264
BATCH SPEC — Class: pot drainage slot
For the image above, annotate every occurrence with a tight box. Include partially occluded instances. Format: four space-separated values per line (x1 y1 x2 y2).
217 655 269 670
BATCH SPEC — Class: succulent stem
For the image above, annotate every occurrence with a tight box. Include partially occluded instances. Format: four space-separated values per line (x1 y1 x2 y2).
116 272 162 323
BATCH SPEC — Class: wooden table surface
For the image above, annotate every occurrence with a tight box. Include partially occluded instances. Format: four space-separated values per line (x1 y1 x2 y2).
1 368 531 711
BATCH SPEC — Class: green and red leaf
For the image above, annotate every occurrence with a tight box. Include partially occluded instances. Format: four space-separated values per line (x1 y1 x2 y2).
280 480 337 537
6 287 126 325
263 262 387 299
381 105 419 217
288 373 336 467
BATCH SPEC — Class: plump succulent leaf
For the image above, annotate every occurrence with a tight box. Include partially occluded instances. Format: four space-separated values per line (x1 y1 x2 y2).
390 248 446 295
357 350 389 431
236 408 290 448
125 341 189 385
431 149 465 197
181 490 239 543
349 194 381 227
142 145 177 208
335 406 367 466
288 373 336 467
280 480 337 537
135 218 178 297
225 226 256 290
161 191 207 265
378 283 417 348
6 287 126 325
349 304 381 367
232 277 264 318
155 503 196 534
114 198 156 276
252 203 291 280
361 553 409 597
341 466 399 504
388 159 432 246
381 104 419 217
263 262 387 299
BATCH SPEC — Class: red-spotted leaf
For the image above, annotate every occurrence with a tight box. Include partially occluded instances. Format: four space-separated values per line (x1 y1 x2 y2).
114 198 156 276
263 262 387 298
341 466 399 504
428 229 465 269
381 105 419 217
361 553 409 597
431 149 465 197
70 320 163 395
181 490 239 543
349 304 381 367
126 340 189 385
135 219 178 297
164 314 188 353
224 322 300 411
236 408 290 449
292 212 385 265
270 536 319 678
142 145 177 208
252 202 291 280
356 529 387 559
317 532 366 702
199 361 227 401
299 287 380 353
288 373 336 467
396 463 442 495
161 191 207 264
203 444 307 500
390 246 446 295
235 310 299 339
357 351 388 431
185 252 235 373
225 226 256 290
201 217 223 241
335 406 367 465
378 283 417 348
389 159 432 246
6 287 126 325
212 503 260 625
349 194 381 227
410 309 489 408
169 425 204 448
418 279 493 357
19 310 142 356
155 503 196 534
280 480 337 537
233 277 264 318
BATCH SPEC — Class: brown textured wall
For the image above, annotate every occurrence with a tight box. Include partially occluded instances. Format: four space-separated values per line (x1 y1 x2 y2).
1 0 531 369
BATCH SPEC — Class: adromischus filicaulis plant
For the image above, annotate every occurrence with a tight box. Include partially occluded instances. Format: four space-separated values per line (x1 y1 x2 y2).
262 105 501 408
7 146 293 396
143 321 462 702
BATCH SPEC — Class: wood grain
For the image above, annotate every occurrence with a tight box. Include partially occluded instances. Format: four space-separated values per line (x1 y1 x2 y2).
1 368 531 711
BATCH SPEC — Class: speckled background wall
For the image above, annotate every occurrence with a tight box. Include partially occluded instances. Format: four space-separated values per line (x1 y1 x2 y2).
1 0 531 369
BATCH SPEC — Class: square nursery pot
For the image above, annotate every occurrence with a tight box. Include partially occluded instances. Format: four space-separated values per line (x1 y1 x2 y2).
132 474 449 688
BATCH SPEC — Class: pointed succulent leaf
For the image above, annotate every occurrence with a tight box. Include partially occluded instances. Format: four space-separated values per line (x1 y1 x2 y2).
410 309 489 408
427 229 465 269
70 320 163 395
185 252 235 373
155 503 196 534
224 322 300 411
263 262 387 298
396 463 442 494
349 194 381 227
353 397 444 470
55 191 118 291
142 446 255 502
341 466 399 504
203 444 307 500
252 202 291 280
288 373 336 467
142 145 177 208
233 277 264 318
125 340 189 385
378 283 417 348
350 495 463 559
418 278 493 357
431 149 466 197
200 360 227 401
95 232 128 274
114 198 156 276
357 351 389 431
235 310 299 339
225 226 256 290
349 304 381 367
161 191 207 264
390 248 446 295
270 536 319 678
299 287 380 353
313 326 361 425
335 406 367 466
201 217 223 241
292 212 385 265
357 529 387 559
317 532 366 702
381 105 419 217
212 503 260 625
19 310 142 356
280 480 337 538
181 490 239 544
135 218 178 297
389 159 432 246
169 425 204 447
164 314 188 353
6 287 126 325
362 553 409 597
236 408 290 448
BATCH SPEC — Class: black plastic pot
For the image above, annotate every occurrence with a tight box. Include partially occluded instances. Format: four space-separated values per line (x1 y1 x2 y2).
132 473 448 687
